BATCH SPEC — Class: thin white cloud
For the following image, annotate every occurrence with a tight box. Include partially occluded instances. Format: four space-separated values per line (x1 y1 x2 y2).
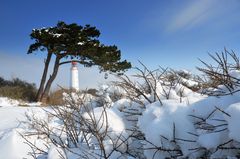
167 0 218 32
142 0 240 34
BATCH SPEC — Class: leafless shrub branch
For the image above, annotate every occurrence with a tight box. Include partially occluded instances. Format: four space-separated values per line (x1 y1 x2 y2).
22 91 131 159
197 49 240 96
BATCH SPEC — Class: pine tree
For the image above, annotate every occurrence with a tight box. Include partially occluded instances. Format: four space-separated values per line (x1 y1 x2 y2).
28 21 131 102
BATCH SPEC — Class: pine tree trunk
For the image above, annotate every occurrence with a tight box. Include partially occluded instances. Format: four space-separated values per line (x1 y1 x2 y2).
35 52 52 102
40 56 60 102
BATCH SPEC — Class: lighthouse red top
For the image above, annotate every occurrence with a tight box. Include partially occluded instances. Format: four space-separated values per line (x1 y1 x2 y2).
72 61 77 66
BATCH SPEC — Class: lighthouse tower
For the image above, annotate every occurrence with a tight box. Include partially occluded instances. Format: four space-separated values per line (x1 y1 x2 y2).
70 61 79 91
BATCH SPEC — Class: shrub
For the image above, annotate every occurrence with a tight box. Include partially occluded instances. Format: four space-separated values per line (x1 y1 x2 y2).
23 91 131 159
197 49 240 96
0 77 37 102
46 89 67 105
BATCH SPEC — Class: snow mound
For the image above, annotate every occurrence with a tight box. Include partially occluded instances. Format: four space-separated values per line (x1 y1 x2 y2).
48 145 66 159
224 103 240 142
139 86 240 158
83 107 126 133
138 100 198 158
0 97 19 107
83 107 129 155
0 129 31 159
0 97 41 107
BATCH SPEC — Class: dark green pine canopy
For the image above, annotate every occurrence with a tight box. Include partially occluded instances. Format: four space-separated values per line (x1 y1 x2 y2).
28 21 131 73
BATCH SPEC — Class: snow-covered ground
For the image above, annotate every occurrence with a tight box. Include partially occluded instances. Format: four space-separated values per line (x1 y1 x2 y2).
0 98 42 159
1 70 240 159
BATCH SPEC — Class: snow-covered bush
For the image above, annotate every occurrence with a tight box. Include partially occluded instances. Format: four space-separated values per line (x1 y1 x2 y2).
197 49 240 96
23 92 132 159
136 52 240 159
20 51 240 159
110 64 204 158
99 84 126 102
114 63 201 107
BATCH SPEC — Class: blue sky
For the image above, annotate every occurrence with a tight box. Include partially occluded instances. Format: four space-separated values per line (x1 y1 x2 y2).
1 0 240 89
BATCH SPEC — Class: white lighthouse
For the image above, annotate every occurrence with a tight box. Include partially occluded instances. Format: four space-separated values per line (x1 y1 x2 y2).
70 61 79 91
